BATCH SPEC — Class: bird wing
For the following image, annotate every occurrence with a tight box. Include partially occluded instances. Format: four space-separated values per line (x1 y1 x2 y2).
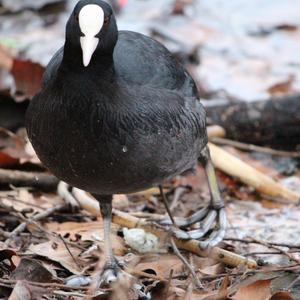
115 31 198 98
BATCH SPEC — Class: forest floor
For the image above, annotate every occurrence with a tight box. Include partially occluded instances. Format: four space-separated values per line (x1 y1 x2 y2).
0 0 299 299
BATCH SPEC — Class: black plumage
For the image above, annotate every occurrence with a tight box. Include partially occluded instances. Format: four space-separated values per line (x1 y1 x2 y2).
26 0 225 284
27 23 207 194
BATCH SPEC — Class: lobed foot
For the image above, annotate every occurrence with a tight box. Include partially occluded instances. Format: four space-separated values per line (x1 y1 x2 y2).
98 259 122 287
160 205 226 249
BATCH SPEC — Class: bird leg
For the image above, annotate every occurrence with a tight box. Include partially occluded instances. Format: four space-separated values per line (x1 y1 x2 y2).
159 185 177 226
159 146 227 248
93 194 120 286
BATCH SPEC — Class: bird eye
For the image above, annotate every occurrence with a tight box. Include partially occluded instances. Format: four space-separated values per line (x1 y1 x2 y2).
74 13 79 22
104 16 110 26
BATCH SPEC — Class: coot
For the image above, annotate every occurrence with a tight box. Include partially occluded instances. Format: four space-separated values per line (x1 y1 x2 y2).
26 0 226 284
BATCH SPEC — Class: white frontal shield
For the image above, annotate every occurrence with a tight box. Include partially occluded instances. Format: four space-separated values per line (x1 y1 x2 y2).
79 5 104 67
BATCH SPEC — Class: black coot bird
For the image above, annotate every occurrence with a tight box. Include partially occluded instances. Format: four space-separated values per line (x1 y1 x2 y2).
26 0 226 284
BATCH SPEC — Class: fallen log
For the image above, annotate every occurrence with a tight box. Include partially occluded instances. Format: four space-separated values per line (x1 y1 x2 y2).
204 95 300 146
0 168 59 191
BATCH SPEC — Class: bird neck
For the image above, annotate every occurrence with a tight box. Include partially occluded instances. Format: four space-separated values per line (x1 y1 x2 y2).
60 41 115 77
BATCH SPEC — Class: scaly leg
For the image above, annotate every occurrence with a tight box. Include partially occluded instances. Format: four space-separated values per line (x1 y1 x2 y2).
93 194 120 285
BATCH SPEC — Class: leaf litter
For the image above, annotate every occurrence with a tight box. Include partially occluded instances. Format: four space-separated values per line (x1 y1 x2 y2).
0 0 299 299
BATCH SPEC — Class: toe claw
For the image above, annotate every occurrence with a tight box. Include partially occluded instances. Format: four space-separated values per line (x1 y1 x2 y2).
159 204 227 248
98 259 122 287
100 268 118 286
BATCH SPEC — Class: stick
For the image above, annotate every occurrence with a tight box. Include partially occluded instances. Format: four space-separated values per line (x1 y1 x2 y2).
207 125 226 139
170 238 203 288
0 278 90 291
211 137 300 158
159 185 177 226
71 189 257 269
0 168 59 191
249 238 300 264
208 143 300 202
225 238 300 249
5 204 65 245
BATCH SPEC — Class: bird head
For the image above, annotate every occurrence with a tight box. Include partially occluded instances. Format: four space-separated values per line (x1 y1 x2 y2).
66 0 118 67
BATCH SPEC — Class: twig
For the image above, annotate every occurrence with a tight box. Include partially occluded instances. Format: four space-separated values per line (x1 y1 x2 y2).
5 204 65 245
229 237 300 264
286 274 300 290
159 185 177 226
211 137 300 158
129 212 165 219
208 142 300 202
250 238 300 264
127 269 165 281
171 237 203 289
226 237 300 263
244 250 300 256
53 290 86 298
163 269 173 299
0 168 59 191
58 234 82 271
192 264 300 281
184 282 194 300
58 181 80 209
225 238 300 249
0 278 91 291
169 186 188 212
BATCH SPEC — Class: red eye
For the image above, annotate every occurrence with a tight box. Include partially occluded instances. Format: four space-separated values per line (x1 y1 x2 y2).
104 16 110 25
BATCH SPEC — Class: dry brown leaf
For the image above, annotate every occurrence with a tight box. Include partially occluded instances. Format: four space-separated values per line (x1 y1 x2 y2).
267 75 295 95
27 240 87 275
11 59 44 101
199 263 224 276
0 129 27 167
233 279 272 300
11 258 54 283
0 152 19 168
45 221 125 256
199 277 230 300
135 254 183 279
8 281 46 300
270 291 295 300
8 281 31 300
2 191 63 215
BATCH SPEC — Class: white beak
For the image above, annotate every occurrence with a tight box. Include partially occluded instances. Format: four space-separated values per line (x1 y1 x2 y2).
79 4 104 67
80 36 99 67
